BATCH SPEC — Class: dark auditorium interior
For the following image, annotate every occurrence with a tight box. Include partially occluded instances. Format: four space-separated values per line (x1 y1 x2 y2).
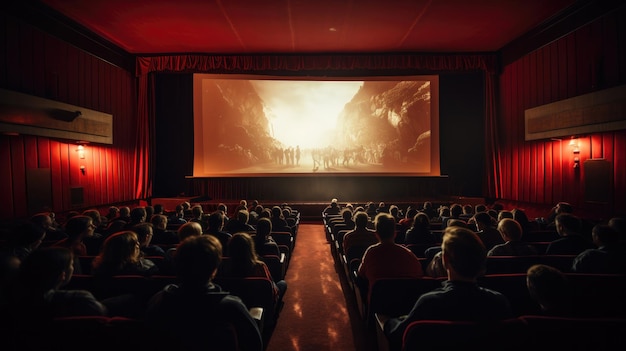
1 1 626 350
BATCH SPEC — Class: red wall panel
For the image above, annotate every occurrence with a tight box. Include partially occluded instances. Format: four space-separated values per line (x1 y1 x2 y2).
0 14 137 220
497 7 626 217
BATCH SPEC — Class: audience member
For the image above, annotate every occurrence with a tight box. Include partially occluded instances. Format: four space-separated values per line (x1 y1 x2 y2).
225 233 287 304
205 211 233 256
118 206 131 223
2 221 47 261
526 264 573 316
150 214 179 246
342 211 378 256
488 218 538 256
383 226 513 350
145 235 263 351
473 212 504 251
52 215 96 273
168 204 187 226
404 212 436 247
571 224 626 274
30 212 66 242
323 198 341 216
254 217 280 257
91 231 159 278
357 213 424 303
133 222 166 257
545 213 593 256
13 247 107 318
106 206 120 221
224 209 256 234
124 206 147 229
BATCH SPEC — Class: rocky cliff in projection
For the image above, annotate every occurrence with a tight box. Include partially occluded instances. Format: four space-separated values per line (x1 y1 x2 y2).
200 78 431 174
203 79 277 170
334 80 431 172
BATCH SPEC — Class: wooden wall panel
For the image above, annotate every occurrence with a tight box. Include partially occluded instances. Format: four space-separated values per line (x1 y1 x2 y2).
497 7 626 217
0 14 137 220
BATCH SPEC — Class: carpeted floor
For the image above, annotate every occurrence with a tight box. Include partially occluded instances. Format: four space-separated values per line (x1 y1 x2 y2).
266 223 378 351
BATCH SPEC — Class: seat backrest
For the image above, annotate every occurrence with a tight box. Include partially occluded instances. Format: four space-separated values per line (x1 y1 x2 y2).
520 315 626 350
261 254 285 282
478 273 540 316
368 277 443 318
402 318 527 351
214 276 277 322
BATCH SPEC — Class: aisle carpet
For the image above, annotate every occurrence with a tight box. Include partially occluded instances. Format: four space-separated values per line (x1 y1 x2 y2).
266 223 378 351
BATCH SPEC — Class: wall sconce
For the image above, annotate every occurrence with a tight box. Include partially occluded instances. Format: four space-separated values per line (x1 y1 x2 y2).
569 137 580 169
76 144 85 159
79 165 86 175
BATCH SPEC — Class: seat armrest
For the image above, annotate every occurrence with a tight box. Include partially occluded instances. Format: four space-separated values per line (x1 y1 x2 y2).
375 313 391 351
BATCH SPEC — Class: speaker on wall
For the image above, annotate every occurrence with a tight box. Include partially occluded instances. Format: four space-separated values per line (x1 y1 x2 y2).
583 159 612 204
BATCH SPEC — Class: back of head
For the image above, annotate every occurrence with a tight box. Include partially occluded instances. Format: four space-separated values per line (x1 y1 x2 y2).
592 224 619 246
413 212 430 229
175 235 222 286
151 214 168 228
341 208 353 221
120 207 131 217
497 218 523 241
177 222 203 241
271 206 282 218
406 208 418 220
228 233 259 275
450 204 463 217
374 213 395 240
555 213 581 235
556 202 574 214
474 212 492 226
354 211 369 229
256 217 272 238
207 211 224 231
82 209 101 226
153 204 164 214
237 210 250 224
130 207 147 222
442 226 487 279
526 264 569 312
98 231 138 267
497 210 514 222
30 213 52 229
608 217 626 236
64 215 92 239
192 205 203 218
447 219 468 229
132 222 154 242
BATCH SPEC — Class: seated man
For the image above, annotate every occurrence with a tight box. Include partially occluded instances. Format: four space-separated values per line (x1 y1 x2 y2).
357 213 424 304
383 226 513 350
145 235 263 351
488 218 538 256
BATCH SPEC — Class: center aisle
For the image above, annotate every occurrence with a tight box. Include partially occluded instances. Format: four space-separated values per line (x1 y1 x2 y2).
265 223 377 351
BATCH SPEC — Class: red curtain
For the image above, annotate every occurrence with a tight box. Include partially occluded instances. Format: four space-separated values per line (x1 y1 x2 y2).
135 53 498 199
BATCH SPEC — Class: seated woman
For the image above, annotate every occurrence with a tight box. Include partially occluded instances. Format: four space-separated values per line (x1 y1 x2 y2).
91 231 159 278
225 233 287 305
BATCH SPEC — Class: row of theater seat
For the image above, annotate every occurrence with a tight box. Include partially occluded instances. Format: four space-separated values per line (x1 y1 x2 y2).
60 210 300 349
375 313 626 351
322 209 626 347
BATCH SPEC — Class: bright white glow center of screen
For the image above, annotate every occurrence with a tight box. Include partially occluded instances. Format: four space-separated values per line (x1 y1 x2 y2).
252 80 363 149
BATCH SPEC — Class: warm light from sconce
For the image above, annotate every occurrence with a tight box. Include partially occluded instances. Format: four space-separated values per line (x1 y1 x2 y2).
569 138 580 154
77 145 85 159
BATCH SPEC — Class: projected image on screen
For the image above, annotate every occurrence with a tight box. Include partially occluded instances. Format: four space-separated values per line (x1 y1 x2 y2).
193 75 438 176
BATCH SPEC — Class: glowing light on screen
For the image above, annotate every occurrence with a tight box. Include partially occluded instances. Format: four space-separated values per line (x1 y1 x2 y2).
192 74 439 176
254 81 363 149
